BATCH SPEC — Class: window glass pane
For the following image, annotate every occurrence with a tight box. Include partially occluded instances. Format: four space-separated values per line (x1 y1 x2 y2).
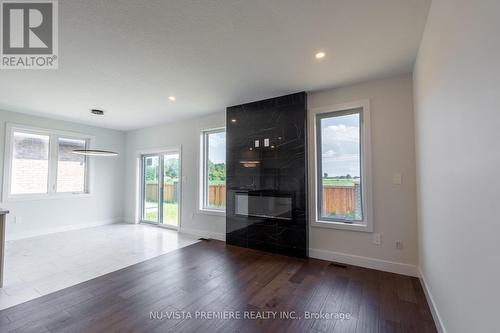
162 153 180 227
319 112 363 222
57 138 87 193
11 131 50 194
206 131 226 210
143 155 160 222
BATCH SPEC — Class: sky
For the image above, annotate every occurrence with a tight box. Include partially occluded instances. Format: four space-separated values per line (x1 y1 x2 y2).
320 113 361 177
208 131 226 164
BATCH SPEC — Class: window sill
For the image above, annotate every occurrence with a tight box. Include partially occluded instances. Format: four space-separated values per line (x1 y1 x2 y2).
198 208 226 217
311 219 373 233
3 193 93 202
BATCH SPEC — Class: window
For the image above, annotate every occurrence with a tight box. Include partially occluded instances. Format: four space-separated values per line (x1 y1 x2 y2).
200 128 226 212
3 124 92 200
310 101 373 232
11 132 50 195
56 138 87 193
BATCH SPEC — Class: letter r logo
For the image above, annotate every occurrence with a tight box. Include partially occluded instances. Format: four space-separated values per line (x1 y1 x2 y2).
2 1 53 54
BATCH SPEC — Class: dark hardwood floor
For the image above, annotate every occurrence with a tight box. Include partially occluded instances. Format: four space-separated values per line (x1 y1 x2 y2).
0 240 436 333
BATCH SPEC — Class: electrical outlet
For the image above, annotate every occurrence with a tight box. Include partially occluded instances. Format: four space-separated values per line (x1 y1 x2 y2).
15 216 21 224
373 233 381 245
396 240 403 250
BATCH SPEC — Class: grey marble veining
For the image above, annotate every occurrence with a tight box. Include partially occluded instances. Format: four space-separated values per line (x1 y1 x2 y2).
226 92 308 258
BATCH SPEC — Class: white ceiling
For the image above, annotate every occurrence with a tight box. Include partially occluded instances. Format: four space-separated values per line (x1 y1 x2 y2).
0 0 431 131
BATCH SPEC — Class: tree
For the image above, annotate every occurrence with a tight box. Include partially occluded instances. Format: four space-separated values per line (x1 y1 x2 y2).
323 172 328 178
164 158 179 179
145 166 157 183
208 161 226 183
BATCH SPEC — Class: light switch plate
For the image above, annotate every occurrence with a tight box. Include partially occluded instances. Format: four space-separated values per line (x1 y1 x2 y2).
392 173 402 185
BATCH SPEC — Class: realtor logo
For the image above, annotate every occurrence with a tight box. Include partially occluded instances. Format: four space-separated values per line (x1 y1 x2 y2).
1 0 58 69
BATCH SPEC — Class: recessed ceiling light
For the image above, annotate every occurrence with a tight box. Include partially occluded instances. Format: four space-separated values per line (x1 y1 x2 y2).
168 96 176 101
315 51 326 59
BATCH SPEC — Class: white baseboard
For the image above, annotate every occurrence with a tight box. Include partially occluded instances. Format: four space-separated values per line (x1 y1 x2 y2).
6 218 123 241
309 247 418 277
418 268 446 333
173 231 418 277
179 226 226 242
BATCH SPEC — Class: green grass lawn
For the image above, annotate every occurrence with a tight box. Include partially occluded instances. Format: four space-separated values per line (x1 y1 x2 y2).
144 202 178 226
208 180 225 186
322 178 356 187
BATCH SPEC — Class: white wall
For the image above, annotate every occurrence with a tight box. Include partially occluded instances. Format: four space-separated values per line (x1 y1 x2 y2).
0 109 126 240
413 1 500 332
124 74 418 275
124 112 226 239
308 74 418 275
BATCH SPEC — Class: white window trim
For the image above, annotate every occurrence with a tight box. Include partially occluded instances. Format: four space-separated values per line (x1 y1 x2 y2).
308 100 374 232
198 127 226 216
2 123 95 202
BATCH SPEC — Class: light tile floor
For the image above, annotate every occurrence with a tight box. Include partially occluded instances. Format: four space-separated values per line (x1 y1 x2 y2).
0 223 199 310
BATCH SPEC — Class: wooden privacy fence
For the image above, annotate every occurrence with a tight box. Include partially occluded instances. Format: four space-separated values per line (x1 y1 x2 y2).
208 185 226 207
322 186 355 215
146 183 179 203
145 184 226 207
146 184 354 215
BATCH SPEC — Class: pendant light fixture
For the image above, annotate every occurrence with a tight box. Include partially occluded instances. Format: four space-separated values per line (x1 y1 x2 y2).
72 149 118 157
74 109 119 156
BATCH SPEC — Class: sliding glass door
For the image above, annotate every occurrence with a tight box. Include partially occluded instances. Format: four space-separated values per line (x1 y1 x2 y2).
141 151 180 229
161 153 180 227
142 155 160 223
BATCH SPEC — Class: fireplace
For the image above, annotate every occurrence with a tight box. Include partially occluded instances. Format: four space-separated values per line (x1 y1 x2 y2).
225 92 308 258
234 190 293 221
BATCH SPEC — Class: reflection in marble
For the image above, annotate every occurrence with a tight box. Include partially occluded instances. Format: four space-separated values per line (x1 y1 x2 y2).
226 92 308 258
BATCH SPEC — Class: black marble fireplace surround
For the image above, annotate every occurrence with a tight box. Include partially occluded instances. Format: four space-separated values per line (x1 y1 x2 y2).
226 92 308 258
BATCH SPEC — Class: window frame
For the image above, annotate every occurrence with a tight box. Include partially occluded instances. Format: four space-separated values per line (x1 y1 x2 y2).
2 123 94 202
55 136 90 195
309 100 374 232
137 146 182 230
199 127 226 216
